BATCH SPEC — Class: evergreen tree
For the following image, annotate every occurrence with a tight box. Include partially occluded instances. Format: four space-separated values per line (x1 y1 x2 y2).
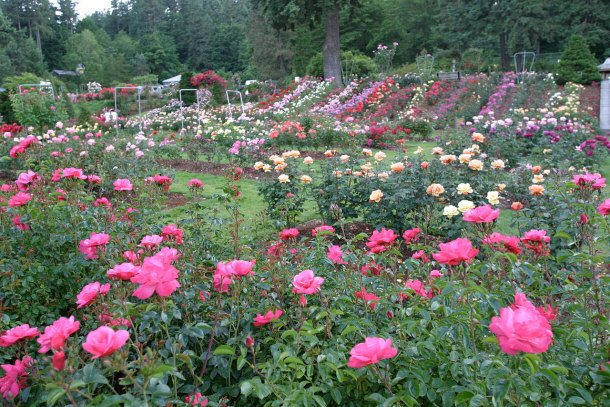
555 35 601 85
251 0 362 87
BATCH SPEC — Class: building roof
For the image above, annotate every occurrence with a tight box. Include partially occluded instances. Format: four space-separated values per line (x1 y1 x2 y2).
598 57 610 72
162 74 181 84
51 70 77 76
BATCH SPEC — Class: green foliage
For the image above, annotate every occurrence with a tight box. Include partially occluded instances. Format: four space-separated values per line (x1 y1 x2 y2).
306 50 377 78
179 72 195 106
131 74 159 85
10 87 65 130
555 35 602 85
2 72 42 91
0 90 16 123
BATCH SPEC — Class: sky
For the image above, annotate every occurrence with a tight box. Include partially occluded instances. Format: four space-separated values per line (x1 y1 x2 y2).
51 0 113 19
75 0 113 18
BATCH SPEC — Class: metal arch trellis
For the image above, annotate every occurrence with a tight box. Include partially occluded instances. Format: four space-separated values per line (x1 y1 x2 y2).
341 59 354 86
113 86 144 136
513 51 536 83
416 54 434 77
226 90 245 119
179 89 202 132
17 83 56 104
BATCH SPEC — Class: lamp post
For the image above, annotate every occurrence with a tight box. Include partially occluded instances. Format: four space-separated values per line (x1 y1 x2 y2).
598 57 610 133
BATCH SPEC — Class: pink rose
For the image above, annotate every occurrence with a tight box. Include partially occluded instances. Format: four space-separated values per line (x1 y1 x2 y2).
402 227 421 243
7 192 31 207
347 337 398 368
489 293 553 354
161 224 183 244
131 251 180 299
312 225 335 237
188 179 204 188
37 316 80 353
462 205 500 223
139 234 163 249
327 245 346 264
52 351 66 371
107 263 140 281
279 228 299 240
113 178 133 191
0 324 40 347
598 199 610 216
82 326 129 359
62 167 87 180
253 309 283 326
226 259 255 276
432 238 479 265
292 269 324 294
76 282 110 308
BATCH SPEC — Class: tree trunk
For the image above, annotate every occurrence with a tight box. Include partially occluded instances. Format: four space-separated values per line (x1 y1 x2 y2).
36 28 42 62
323 1 342 88
278 54 286 82
499 32 510 71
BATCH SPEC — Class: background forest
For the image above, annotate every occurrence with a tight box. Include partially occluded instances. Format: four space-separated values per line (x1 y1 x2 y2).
0 0 609 88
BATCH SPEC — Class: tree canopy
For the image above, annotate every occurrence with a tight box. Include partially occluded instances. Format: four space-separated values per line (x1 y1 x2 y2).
0 0 607 87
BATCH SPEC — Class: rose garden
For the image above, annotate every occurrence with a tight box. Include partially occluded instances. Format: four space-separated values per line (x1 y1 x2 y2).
0 16 609 404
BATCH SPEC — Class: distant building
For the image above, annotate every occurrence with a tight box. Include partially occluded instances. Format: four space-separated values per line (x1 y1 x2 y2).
51 70 78 78
162 74 181 85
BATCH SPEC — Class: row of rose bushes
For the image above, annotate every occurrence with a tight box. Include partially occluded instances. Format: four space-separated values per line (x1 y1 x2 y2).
1 138 608 404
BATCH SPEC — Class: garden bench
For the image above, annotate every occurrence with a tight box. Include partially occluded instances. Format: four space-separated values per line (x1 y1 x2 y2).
437 71 461 81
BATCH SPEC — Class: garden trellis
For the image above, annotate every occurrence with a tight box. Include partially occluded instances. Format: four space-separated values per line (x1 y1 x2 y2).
113 86 144 136
226 90 245 119
416 54 434 77
513 52 536 83
179 89 202 131
17 83 56 102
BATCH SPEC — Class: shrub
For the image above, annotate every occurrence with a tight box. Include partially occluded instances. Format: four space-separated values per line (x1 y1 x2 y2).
555 35 601 85
306 51 377 79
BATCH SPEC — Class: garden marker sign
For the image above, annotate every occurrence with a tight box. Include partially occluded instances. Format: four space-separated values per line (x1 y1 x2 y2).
226 90 245 119
179 89 202 131
513 51 535 83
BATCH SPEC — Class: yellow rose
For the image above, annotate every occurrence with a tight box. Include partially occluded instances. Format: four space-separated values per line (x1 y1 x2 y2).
278 174 290 183
532 174 544 183
443 205 459 218
459 153 472 163
369 189 383 202
432 147 444 155
340 154 350 163
362 148 373 156
458 200 475 212
254 161 265 170
374 151 386 161
469 160 484 171
457 183 473 195
300 175 312 183
487 191 500 205
303 156 314 164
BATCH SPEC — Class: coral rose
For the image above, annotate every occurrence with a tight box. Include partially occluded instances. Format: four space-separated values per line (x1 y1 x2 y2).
347 337 397 368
